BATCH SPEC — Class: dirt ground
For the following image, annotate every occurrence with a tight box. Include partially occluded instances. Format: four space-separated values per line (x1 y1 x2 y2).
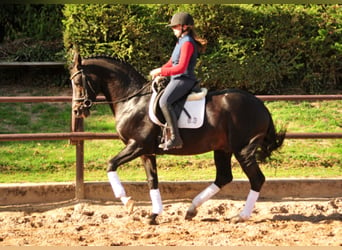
0 198 341 246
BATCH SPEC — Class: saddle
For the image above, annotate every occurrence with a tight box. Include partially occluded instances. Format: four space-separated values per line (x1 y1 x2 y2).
148 77 207 129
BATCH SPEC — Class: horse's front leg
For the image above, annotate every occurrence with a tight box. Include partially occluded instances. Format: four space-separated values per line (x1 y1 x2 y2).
141 154 162 225
107 139 144 214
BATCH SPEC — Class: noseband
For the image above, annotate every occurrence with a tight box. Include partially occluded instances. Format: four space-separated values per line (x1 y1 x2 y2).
70 69 95 108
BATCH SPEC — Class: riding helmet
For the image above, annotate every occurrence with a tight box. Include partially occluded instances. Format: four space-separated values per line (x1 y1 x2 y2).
167 12 194 27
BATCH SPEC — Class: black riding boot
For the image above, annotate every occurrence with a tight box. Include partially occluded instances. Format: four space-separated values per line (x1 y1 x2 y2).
159 105 183 150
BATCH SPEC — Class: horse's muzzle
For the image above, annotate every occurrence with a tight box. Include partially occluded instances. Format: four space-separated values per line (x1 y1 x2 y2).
73 103 90 118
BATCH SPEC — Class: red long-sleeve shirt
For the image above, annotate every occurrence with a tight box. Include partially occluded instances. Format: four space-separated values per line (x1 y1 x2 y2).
160 41 194 77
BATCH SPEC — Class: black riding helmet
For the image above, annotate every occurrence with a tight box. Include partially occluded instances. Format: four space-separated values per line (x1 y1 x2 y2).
167 12 194 27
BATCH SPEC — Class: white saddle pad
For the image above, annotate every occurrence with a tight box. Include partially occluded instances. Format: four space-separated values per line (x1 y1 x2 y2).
148 90 206 129
178 97 205 128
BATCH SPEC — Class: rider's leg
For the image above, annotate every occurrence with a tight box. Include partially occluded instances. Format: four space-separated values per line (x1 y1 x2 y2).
159 104 183 149
158 78 195 150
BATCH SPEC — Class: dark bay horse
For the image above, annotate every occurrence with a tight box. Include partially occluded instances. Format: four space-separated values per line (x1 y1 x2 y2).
70 53 285 225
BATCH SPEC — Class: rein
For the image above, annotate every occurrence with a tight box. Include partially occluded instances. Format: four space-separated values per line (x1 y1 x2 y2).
94 82 152 105
71 69 152 107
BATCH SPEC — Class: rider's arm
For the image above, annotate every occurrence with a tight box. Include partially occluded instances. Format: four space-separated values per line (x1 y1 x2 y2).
160 41 194 76
162 59 172 68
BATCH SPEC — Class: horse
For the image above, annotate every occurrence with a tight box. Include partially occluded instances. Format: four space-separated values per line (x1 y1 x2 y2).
70 53 285 225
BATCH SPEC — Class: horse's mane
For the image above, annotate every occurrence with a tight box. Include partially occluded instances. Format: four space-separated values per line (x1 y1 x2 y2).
83 55 147 83
84 54 127 65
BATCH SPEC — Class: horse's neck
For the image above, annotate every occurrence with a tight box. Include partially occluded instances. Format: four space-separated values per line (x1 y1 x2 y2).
112 93 150 137
102 79 148 117
103 79 145 101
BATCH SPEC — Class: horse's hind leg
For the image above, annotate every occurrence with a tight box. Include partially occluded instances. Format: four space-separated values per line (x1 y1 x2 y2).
141 154 162 225
185 150 233 220
234 151 265 221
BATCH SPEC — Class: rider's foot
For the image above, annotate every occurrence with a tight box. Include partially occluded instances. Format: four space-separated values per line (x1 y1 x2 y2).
159 136 183 150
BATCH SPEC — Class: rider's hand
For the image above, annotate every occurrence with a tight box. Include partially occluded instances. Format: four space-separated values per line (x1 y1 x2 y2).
149 68 162 79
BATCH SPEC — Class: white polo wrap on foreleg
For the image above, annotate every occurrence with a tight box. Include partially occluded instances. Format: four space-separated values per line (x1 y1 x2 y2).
107 171 127 198
192 183 220 208
150 189 163 214
240 189 259 220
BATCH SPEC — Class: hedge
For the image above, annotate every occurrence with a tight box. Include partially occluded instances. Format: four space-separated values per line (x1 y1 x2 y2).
63 4 341 94
1 4 341 94
0 5 66 86
0 4 64 61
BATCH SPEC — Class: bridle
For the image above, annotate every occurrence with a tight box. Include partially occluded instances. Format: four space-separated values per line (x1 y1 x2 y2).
70 69 95 109
70 68 152 109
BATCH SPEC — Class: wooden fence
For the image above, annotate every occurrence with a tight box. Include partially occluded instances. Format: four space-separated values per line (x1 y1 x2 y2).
1 94 341 199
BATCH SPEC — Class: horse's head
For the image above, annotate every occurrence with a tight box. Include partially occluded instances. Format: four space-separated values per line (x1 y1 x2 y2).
70 53 94 118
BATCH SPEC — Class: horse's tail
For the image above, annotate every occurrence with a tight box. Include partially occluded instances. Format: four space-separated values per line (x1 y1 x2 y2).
255 115 286 162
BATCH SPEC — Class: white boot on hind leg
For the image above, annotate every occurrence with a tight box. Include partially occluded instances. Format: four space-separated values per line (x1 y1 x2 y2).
185 183 220 220
150 189 163 215
239 189 259 221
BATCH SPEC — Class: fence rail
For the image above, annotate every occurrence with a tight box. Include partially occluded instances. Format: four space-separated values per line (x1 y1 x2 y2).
1 94 341 199
0 132 342 142
1 94 342 103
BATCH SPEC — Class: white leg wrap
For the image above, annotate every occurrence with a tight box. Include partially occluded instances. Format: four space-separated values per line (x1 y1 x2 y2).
120 197 131 206
240 189 259 220
192 183 220 208
107 171 127 198
150 189 163 215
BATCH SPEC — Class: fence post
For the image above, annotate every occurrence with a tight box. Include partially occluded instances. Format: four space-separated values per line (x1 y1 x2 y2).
71 111 85 200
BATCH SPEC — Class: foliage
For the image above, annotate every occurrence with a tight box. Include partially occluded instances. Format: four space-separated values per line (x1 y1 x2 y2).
0 4 64 61
0 4 341 93
63 4 174 73
63 4 341 94
0 4 63 41
190 4 341 93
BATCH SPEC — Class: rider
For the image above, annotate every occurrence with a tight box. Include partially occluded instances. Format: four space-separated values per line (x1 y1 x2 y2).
150 12 207 150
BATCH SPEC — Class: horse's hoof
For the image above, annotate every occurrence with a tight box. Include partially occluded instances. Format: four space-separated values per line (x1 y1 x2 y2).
229 214 249 224
148 213 159 225
125 198 135 215
185 208 197 220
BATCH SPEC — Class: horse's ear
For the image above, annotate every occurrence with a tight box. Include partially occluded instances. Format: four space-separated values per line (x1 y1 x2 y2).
73 52 82 70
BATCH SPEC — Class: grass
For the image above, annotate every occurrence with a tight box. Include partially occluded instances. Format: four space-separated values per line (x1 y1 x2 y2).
0 85 341 183
266 101 342 132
